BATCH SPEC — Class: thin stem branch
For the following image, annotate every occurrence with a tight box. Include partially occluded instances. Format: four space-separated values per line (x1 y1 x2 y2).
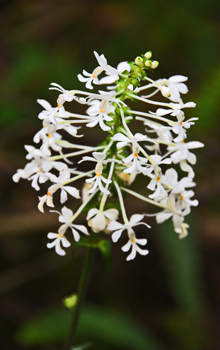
63 247 95 350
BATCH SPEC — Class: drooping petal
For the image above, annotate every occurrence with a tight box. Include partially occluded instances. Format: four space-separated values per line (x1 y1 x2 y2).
121 240 131 252
61 236 71 248
156 211 173 223
70 227 80 242
64 186 80 199
126 245 136 261
60 189 68 203
112 229 124 242
55 240 66 256
72 224 89 236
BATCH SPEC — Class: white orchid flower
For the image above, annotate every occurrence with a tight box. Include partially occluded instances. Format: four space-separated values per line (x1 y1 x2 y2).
87 208 119 233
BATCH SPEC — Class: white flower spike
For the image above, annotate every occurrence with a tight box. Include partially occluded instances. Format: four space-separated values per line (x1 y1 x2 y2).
13 50 203 260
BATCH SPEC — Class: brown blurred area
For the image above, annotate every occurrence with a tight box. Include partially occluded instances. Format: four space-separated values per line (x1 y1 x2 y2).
1 0 220 349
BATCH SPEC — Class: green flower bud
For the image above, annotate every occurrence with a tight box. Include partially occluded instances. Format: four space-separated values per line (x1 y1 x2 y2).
151 60 159 69
145 60 152 67
144 51 152 59
135 56 143 66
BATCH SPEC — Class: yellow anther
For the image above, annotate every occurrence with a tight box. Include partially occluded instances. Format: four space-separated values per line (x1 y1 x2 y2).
180 194 184 200
47 133 51 138
47 191 51 196
179 121 183 125
58 233 63 238
38 168 42 173
92 74 96 79
57 103 61 108
156 176 161 182
131 238 135 243
96 172 101 177
133 152 138 158
99 109 104 114
43 124 46 128
182 139 185 143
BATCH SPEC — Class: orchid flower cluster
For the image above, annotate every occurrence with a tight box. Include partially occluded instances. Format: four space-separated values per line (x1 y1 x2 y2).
13 51 203 261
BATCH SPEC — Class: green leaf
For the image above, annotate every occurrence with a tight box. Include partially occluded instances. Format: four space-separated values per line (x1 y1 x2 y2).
16 305 164 350
156 217 204 316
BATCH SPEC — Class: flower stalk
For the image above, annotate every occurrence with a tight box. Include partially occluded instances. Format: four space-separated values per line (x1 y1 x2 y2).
63 247 95 350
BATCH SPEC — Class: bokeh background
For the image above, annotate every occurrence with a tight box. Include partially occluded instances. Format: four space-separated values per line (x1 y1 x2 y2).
1 0 220 349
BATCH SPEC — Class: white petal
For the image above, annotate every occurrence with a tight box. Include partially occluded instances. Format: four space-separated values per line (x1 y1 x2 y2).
60 189 68 203
107 221 123 231
112 133 129 142
77 74 88 83
47 232 58 239
104 209 119 221
61 236 71 248
72 224 89 235
47 241 57 249
135 245 149 256
135 238 147 246
166 168 178 186
156 211 173 223
55 241 66 256
87 208 99 220
71 227 80 241
60 207 73 222
117 61 131 72
64 186 80 199
169 75 188 83
112 229 124 242
121 240 131 252
126 245 136 261
186 141 204 149
130 214 144 225
37 99 52 111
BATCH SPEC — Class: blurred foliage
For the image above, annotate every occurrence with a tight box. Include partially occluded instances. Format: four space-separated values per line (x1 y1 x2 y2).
1 0 220 349
16 305 164 350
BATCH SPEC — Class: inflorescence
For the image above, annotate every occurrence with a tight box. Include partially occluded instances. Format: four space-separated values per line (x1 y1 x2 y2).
13 51 204 261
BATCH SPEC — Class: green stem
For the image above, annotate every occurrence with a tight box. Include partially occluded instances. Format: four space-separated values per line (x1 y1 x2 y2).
63 247 95 350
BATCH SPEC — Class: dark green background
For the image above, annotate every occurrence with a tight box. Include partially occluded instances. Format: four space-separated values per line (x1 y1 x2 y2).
1 0 220 349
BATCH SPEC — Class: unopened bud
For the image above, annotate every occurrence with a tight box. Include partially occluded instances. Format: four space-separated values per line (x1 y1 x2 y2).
144 51 152 59
135 56 143 65
151 61 159 69
145 60 152 67
161 86 171 98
